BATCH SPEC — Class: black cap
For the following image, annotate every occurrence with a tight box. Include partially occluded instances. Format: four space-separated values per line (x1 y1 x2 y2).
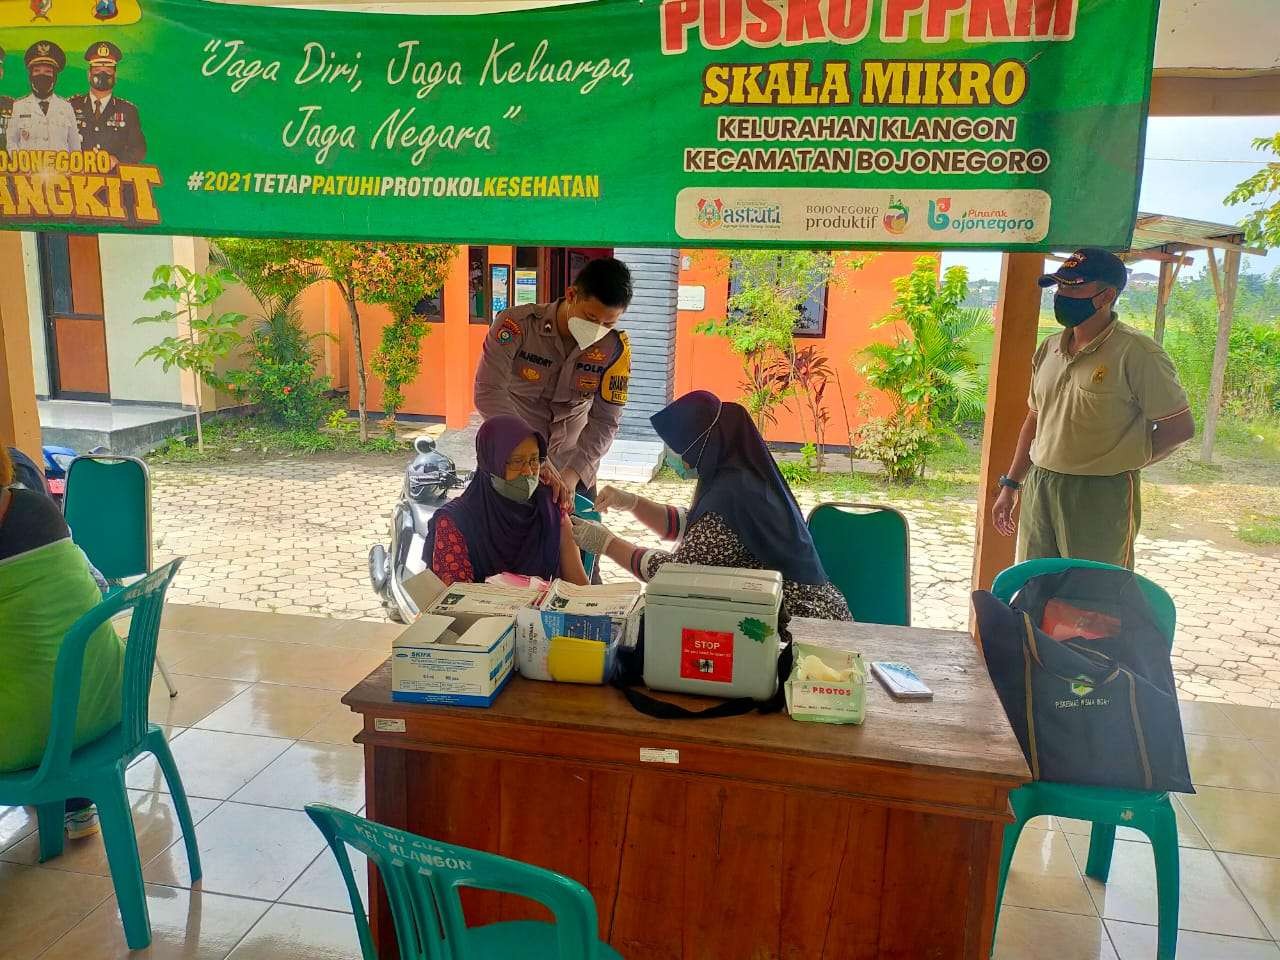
1038 247 1128 293
24 40 66 72
85 41 122 65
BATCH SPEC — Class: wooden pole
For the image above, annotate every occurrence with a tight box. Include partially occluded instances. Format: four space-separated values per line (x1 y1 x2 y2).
1201 248 1240 463
0 232 42 463
973 253 1045 591
1206 248 1223 311
1152 259 1173 345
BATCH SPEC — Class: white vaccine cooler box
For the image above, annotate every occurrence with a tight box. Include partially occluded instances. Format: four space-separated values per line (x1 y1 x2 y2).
643 564 784 701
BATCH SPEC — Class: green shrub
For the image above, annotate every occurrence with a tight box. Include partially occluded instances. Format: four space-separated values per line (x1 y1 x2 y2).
778 458 814 486
232 358 331 431
279 429 338 453
223 281 332 431
853 414 938 483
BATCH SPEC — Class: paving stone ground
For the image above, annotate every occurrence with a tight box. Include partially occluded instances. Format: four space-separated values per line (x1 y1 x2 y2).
151 453 1280 708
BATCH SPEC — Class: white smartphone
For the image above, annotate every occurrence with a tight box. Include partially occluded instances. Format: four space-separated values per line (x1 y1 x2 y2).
871 661 933 701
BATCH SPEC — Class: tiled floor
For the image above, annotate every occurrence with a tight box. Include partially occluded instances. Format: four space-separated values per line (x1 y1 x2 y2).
0 606 388 960
1 606 1278 960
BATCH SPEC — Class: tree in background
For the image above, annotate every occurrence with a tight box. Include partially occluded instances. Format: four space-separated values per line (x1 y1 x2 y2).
1160 267 1280 424
355 244 456 429
1226 132 1280 248
215 239 456 439
697 251 867 454
857 256 988 480
135 265 245 454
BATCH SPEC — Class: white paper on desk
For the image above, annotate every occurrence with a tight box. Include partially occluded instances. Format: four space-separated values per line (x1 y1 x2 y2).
541 580 642 616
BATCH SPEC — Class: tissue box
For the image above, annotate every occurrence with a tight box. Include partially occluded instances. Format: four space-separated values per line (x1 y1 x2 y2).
516 580 643 683
785 643 866 724
392 611 515 707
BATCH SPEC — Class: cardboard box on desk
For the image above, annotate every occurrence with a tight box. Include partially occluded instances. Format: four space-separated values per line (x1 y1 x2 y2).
516 581 643 683
392 570 542 707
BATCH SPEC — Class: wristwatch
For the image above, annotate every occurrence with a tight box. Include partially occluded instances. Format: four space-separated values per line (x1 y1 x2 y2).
998 474 1022 491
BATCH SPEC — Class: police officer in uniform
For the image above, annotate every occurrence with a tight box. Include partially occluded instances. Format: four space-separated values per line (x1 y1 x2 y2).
474 257 633 511
7 41 80 153
0 48 14 150
71 41 146 164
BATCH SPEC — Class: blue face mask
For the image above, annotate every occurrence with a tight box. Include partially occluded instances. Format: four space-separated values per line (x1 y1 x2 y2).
664 448 697 480
1054 292 1102 328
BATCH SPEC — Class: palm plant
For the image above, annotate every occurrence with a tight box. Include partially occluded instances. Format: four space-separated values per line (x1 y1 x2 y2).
858 257 990 478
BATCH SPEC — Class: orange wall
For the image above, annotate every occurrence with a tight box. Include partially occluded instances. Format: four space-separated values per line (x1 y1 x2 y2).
332 246 929 441
340 245 504 425
674 252 926 446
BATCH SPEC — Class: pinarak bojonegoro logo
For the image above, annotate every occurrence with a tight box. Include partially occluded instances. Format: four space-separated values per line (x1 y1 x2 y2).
928 197 952 229
927 197 1039 237
0 149 163 226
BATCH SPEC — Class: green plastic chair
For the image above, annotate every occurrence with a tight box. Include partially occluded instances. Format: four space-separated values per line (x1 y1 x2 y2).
0 559 201 950
63 454 178 698
990 557 1180 959
574 492 601 581
807 502 910 625
305 804 622 960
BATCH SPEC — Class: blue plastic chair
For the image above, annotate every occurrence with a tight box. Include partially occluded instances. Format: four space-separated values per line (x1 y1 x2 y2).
807 502 911 625
63 454 179 698
306 804 622 959
990 557 1180 959
0 559 201 950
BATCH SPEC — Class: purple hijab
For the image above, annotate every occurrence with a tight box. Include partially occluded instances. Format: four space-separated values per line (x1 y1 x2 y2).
424 415 562 582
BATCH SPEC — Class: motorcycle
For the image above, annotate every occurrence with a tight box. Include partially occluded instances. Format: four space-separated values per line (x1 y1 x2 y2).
368 436 471 623
42 444 78 502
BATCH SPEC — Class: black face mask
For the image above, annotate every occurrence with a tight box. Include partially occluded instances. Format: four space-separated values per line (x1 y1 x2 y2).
90 71 115 92
30 75 55 98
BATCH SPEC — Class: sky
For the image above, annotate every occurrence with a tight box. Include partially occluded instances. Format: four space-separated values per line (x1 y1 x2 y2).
940 115 1280 283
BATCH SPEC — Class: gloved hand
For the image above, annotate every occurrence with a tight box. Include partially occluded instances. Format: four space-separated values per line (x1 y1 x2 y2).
571 516 615 556
595 485 639 513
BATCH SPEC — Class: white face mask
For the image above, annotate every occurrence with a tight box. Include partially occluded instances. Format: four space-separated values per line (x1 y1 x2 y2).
568 316 609 351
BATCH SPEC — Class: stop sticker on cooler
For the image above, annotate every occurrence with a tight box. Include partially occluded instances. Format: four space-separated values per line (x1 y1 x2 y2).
679 628 734 683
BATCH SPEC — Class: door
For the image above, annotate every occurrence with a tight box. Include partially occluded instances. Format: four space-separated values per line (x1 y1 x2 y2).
545 246 614 302
38 233 110 400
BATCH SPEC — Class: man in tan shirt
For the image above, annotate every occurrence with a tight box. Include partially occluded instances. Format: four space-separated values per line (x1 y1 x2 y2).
474 257 633 503
992 248 1195 568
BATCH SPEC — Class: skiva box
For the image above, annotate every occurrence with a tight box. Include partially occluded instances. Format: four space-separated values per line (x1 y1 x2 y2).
391 570 534 707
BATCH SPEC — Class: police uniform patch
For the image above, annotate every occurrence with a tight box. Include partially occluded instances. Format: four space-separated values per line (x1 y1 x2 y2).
576 374 601 393
1092 365 1107 385
494 316 522 344
583 346 607 363
518 366 542 382
600 331 630 406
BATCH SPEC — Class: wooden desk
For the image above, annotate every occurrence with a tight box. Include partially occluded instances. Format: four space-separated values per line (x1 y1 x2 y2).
343 618 1029 960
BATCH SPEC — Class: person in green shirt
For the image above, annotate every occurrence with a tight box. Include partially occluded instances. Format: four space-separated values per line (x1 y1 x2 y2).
0 445 123 840
992 248 1195 569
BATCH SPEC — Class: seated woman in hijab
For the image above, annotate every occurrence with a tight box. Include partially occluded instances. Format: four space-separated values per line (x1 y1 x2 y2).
425 415 589 586
571 391 852 621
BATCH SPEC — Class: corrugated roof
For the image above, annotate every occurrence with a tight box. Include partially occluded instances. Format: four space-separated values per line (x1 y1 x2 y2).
1130 212 1250 253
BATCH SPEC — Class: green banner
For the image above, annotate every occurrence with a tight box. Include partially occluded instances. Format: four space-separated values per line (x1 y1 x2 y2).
0 0 1157 249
